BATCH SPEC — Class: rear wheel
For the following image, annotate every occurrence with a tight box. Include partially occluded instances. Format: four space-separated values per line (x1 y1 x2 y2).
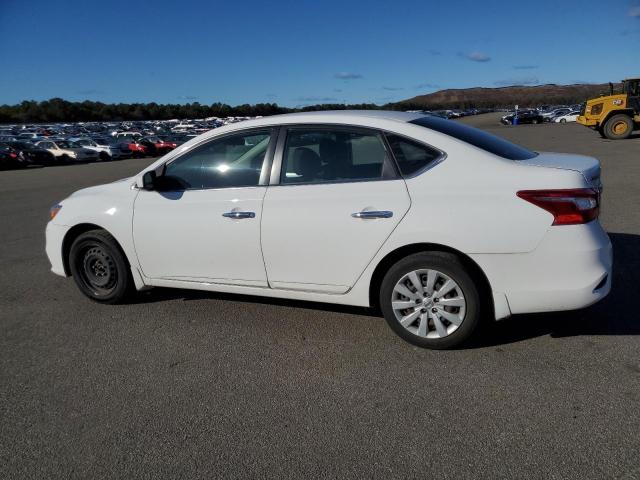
99 152 111 161
560 118 567 124
603 114 633 140
379 252 481 349
69 229 133 304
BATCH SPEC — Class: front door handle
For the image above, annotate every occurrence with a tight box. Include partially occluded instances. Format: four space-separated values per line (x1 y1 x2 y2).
351 210 393 219
222 211 255 219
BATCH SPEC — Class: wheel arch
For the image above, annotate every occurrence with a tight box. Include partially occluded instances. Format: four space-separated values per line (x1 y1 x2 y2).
61 223 130 276
601 109 635 126
368 243 495 319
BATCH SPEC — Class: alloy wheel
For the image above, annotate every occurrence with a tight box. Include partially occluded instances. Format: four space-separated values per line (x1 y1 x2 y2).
391 269 466 339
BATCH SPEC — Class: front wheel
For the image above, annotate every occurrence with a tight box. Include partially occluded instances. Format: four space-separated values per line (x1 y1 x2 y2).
69 229 133 304
380 252 481 349
603 114 633 140
560 118 567 123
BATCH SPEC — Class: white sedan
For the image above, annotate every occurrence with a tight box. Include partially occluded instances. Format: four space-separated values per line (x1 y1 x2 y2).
554 111 581 123
45 111 612 349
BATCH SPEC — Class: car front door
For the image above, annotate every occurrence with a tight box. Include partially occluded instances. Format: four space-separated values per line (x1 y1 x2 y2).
260 126 411 294
133 128 276 286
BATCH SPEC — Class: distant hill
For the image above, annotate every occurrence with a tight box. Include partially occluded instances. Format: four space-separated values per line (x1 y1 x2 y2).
396 83 618 110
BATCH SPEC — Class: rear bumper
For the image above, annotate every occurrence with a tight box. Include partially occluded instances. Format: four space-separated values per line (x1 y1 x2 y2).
45 222 70 277
472 222 612 316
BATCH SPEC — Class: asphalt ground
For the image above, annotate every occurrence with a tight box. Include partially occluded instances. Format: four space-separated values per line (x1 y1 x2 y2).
1 114 639 479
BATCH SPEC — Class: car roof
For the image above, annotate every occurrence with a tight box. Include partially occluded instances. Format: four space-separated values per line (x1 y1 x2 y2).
228 110 424 128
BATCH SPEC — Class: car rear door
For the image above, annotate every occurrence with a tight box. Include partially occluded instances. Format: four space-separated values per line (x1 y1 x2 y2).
260 126 411 294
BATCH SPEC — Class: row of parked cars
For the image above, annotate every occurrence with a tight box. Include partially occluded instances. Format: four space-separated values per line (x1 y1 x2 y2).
499 105 583 125
0 116 260 170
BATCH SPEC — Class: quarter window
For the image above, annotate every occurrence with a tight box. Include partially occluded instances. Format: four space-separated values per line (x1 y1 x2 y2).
385 134 442 176
162 130 272 190
281 128 391 184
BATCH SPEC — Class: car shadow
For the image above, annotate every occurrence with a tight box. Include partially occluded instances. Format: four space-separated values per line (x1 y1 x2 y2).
128 232 640 346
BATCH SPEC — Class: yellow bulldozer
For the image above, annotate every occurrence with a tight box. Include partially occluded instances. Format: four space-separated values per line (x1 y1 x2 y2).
577 78 640 139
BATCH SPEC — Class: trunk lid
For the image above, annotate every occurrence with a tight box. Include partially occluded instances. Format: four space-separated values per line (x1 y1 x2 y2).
518 152 602 191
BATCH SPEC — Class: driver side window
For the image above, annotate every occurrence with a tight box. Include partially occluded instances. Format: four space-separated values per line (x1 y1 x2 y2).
162 129 273 190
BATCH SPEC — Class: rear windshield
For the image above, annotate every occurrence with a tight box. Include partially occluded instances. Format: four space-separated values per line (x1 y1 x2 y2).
409 115 538 160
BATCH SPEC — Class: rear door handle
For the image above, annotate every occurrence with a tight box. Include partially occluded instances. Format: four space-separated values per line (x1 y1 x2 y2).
222 211 255 219
351 210 393 219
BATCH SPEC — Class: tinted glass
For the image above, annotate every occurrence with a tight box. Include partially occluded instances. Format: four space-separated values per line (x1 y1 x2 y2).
386 134 441 176
162 130 272 190
410 116 537 160
282 128 388 184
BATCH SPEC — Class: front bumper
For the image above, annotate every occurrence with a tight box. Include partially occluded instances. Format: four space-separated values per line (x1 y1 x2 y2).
471 222 612 316
45 222 70 277
577 115 598 127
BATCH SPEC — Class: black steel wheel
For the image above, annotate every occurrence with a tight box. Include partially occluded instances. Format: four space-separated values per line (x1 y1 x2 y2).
69 229 133 303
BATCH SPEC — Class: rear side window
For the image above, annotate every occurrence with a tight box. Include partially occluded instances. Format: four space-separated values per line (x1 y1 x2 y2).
281 128 393 184
410 116 537 160
385 134 442 176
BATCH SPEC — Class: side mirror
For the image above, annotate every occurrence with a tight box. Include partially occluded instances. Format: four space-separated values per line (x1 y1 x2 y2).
142 170 156 190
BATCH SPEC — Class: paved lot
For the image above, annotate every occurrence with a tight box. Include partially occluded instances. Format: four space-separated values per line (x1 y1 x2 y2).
1 115 639 479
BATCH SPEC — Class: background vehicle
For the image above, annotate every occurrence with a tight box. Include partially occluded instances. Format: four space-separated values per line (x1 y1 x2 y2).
0 145 27 169
45 111 611 350
35 140 99 162
3 141 56 165
69 137 114 161
577 77 640 139
541 107 572 122
138 136 177 156
500 109 544 125
553 111 581 123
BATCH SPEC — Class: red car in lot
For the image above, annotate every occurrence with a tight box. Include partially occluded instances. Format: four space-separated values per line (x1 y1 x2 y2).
139 136 177 156
113 139 148 158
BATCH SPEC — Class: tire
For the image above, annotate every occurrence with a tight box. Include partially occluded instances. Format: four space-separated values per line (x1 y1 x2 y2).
532 119 539 124
603 114 633 140
99 152 111 162
69 229 133 304
60 154 70 164
379 252 481 349
560 118 566 123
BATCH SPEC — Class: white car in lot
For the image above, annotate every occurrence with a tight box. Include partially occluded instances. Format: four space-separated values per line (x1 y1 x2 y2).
35 140 99 162
45 111 612 349
68 137 119 161
553 111 581 123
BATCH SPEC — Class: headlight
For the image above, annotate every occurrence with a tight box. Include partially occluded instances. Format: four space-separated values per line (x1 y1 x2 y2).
590 103 603 115
50 204 62 220
69 151 77 157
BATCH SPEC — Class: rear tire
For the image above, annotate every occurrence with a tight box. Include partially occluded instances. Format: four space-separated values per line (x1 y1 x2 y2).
99 152 111 161
603 114 633 140
560 118 567 123
69 229 133 304
379 252 481 349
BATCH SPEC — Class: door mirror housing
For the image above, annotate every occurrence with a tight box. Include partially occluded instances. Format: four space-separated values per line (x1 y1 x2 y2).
142 170 156 190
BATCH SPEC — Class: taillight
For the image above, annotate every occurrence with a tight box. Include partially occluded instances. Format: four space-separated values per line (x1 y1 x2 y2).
9 152 17 158
517 188 599 225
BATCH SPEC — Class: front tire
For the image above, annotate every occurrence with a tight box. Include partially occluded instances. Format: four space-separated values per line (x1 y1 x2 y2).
379 252 481 349
69 229 133 304
603 114 633 140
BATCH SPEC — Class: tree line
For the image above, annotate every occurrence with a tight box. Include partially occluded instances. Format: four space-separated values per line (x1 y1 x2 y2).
0 98 383 124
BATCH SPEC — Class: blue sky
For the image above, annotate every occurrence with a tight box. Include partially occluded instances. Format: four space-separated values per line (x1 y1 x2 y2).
1 0 638 106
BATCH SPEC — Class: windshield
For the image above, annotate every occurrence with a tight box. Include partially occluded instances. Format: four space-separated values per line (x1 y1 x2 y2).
56 141 78 149
409 116 538 160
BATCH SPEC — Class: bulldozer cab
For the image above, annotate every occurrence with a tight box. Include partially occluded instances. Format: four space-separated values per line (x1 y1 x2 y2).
624 79 640 112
